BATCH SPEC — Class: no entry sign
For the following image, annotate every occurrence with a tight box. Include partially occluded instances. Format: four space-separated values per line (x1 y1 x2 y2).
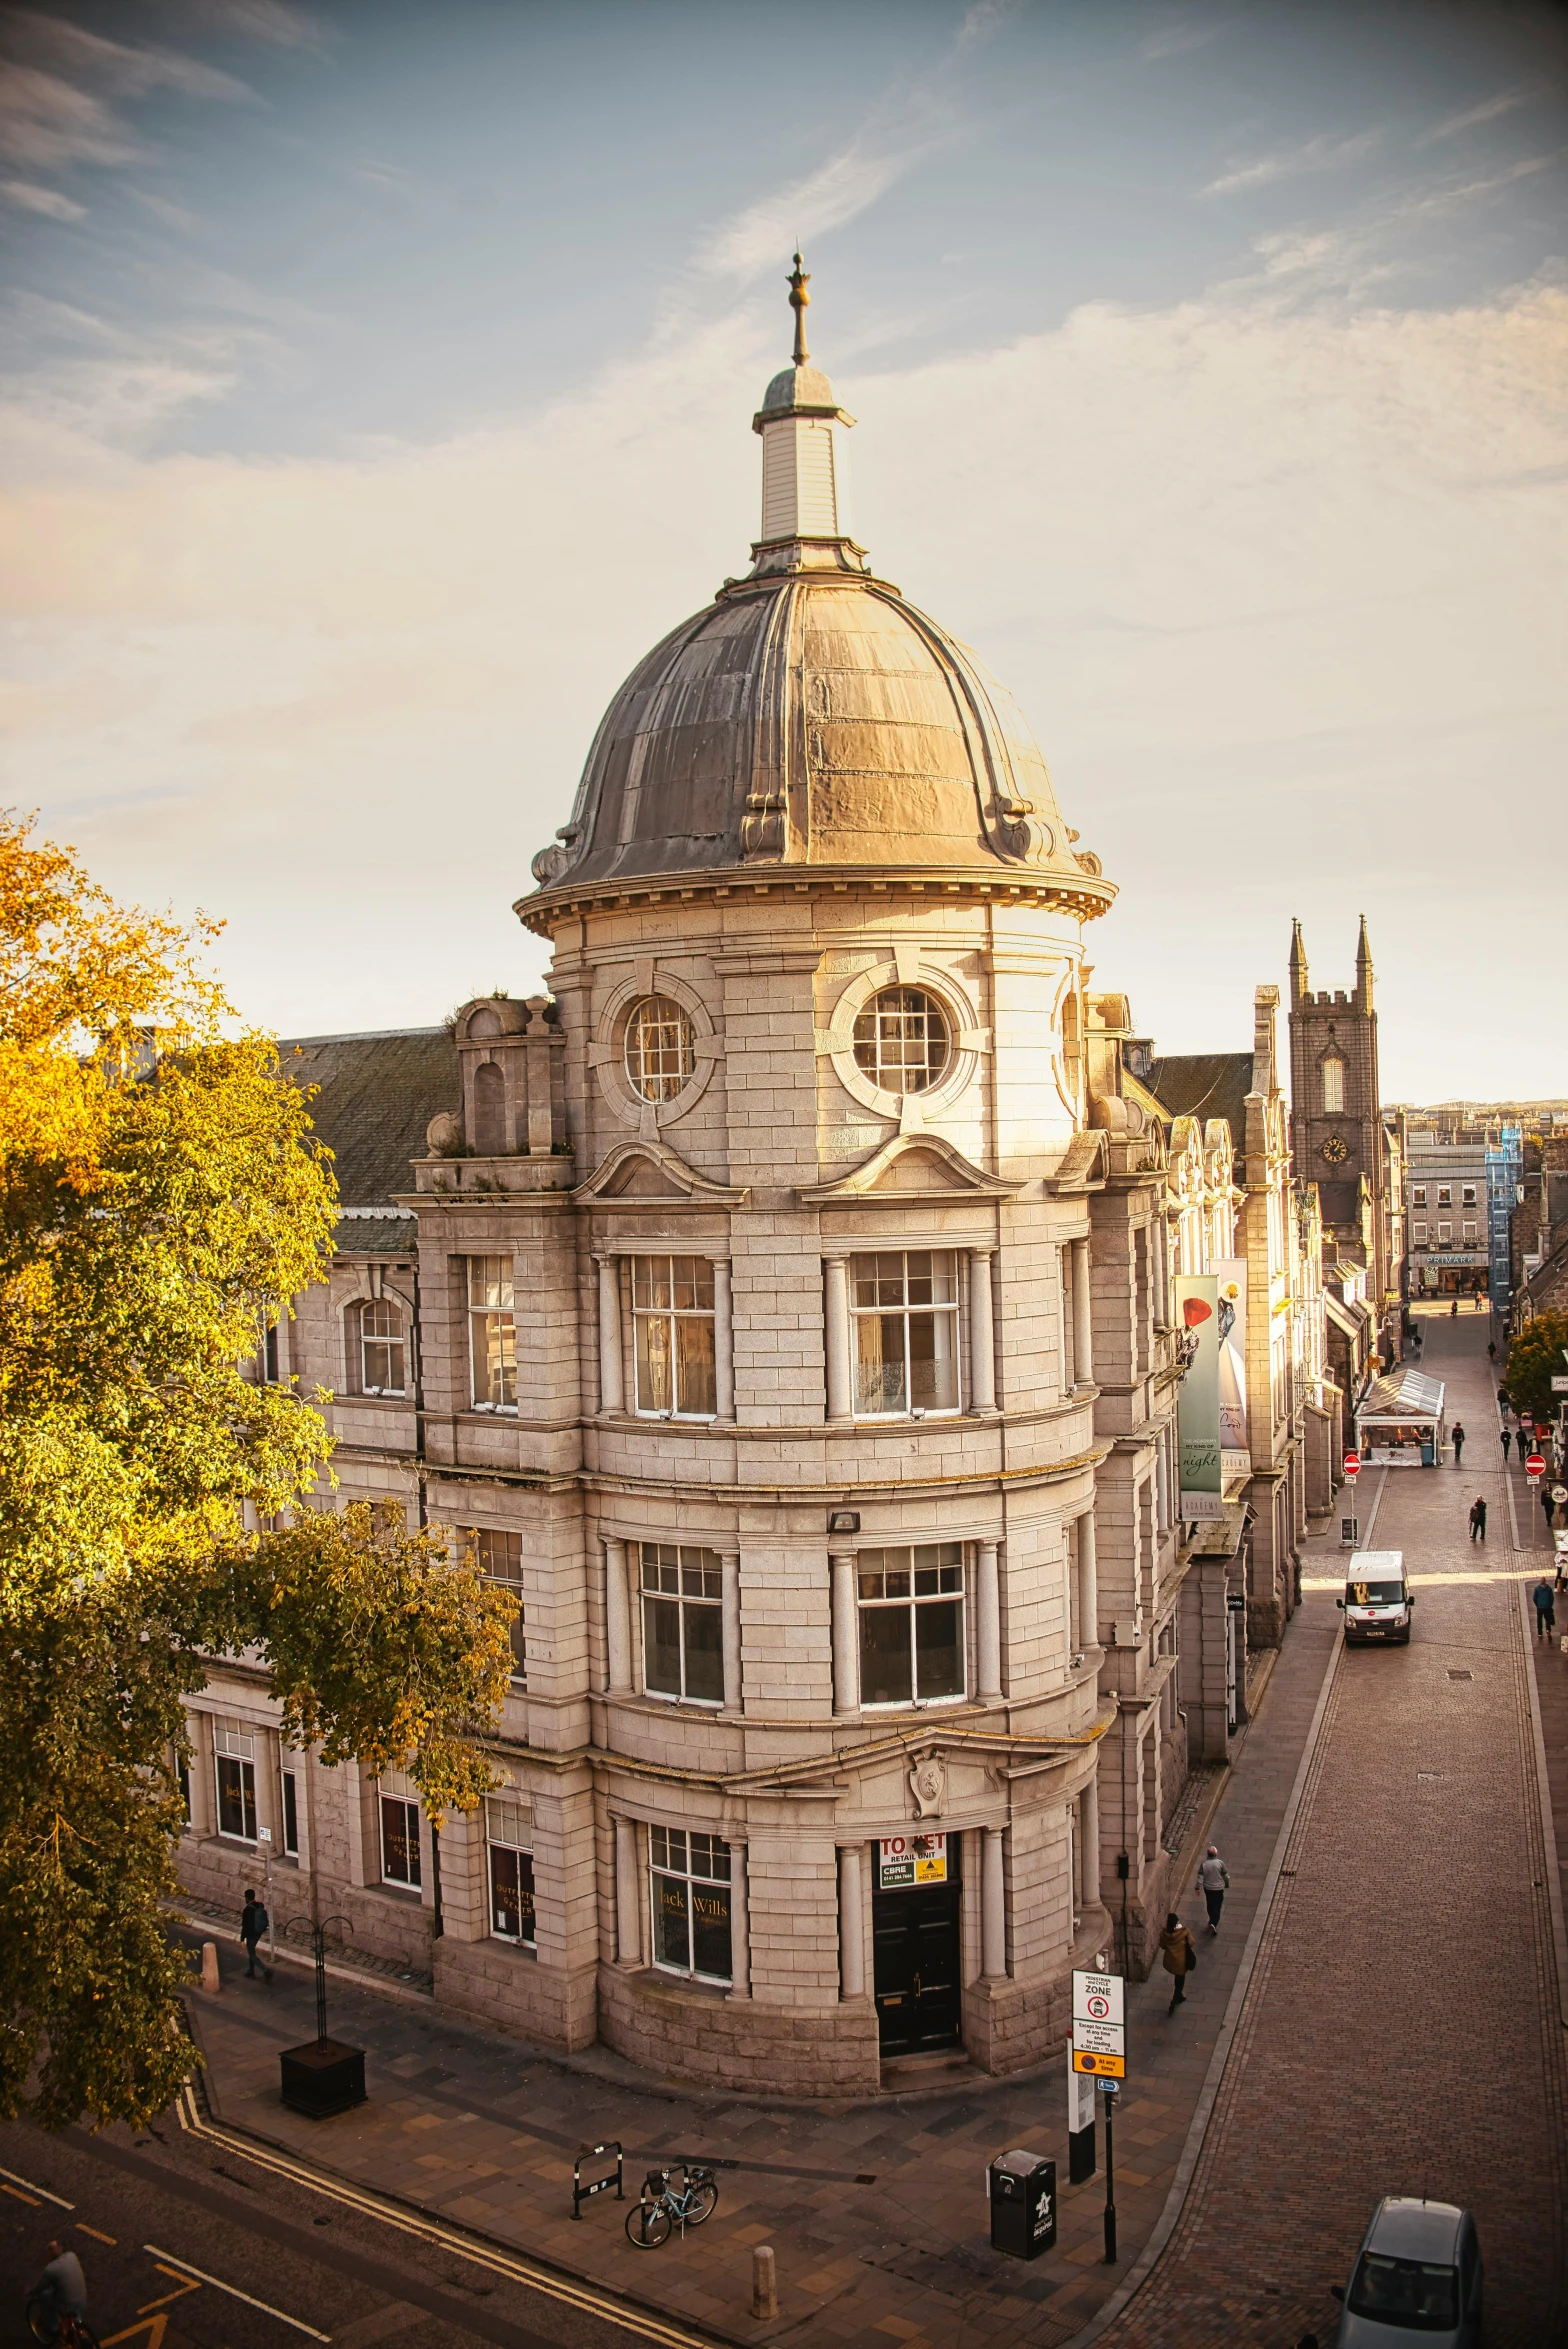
1343 1452 1361 1478
1526 1454 1546 1479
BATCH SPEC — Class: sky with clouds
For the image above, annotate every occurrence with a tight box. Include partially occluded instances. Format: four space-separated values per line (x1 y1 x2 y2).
2 0 1565 1101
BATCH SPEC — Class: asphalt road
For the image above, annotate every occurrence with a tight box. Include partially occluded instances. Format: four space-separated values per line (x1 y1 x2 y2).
0 2106 699 2349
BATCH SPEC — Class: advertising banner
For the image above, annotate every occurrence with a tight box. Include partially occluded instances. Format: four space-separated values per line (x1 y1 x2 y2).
878 1832 947 1890
1215 1257 1250 1482
1175 1273 1224 1521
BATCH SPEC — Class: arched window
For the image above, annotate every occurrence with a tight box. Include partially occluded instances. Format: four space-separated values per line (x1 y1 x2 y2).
852 988 950 1095
625 995 695 1102
1322 1055 1345 1115
472 1060 506 1155
359 1299 405 1396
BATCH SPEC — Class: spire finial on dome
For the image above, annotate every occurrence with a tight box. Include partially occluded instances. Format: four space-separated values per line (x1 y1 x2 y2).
788 251 810 366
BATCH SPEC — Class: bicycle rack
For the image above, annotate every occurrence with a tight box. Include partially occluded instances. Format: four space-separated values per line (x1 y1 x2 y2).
572 2140 624 2219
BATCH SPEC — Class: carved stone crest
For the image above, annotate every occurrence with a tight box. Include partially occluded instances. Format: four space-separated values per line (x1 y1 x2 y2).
908 1751 946 1819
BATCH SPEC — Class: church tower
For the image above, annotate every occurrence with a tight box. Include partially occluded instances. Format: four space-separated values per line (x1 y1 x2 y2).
1287 918 1388 1299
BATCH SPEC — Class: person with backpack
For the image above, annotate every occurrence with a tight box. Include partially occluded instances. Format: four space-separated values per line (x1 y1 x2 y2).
1160 1912 1196 2013
240 1886 271 1980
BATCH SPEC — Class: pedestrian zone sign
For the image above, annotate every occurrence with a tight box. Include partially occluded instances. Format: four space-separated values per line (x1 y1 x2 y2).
1071 1968 1126 2079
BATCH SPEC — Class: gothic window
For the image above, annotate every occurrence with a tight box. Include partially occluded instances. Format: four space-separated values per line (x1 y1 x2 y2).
650 1827 731 1982
850 1251 959 1416
358 1298 405 1396
857 1544 966 1707
639 1542 723 1705
472 1060 506 1154
852 988 950 1095
468 1256 517 1410
631 1256 716 1417
1321 1055 1345 1115
625 995 695 1103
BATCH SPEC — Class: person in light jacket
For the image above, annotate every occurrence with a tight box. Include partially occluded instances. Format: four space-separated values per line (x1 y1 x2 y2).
1160 1912 1196 2013
1195 1846 1230 1933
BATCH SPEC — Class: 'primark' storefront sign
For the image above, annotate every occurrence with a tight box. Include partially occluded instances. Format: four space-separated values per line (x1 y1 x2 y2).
1423 1251 1487 1268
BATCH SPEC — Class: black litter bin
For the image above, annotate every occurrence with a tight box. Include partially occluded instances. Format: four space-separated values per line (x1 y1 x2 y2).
988 2149 1057 2260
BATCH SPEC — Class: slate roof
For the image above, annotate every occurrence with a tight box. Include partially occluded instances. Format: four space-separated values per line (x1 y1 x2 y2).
278 1028 460 1216
1143 1052 1254 1153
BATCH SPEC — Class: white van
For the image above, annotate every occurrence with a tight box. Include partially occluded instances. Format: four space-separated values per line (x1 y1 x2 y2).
1337 1551 1414 1646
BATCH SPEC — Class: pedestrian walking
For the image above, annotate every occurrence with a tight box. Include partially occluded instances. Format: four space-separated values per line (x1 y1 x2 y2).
1160 1912 1197 2012
1451 1422 1465 1466
1195 1846 1230 1933
1488 1340 1496 1362
1542 1486 1556 1533
1450 1300 1458 1319
1533 1578 1557 1640
1501 1428 1512 1461
240 1886 270 1981
1469 1496 1486 1542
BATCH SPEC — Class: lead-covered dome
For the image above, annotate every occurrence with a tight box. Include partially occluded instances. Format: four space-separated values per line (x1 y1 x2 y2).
524 266 1111 918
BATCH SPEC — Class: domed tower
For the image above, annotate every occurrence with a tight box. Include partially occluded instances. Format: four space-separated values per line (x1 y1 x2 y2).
421 268 1180 2095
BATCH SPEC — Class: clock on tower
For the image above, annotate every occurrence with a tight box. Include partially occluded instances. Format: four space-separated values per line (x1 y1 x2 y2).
1321 1135 1350 1165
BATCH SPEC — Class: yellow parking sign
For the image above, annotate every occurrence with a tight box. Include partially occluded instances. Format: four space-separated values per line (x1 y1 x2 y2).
1072 2049 1125 2078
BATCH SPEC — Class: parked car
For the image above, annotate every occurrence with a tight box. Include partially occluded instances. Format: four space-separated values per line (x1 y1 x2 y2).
1328 2196 1482 2344
1336 1551 1415 1646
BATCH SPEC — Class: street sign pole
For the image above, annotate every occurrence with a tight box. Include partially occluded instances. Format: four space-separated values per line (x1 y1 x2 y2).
1102 2080 1118 2263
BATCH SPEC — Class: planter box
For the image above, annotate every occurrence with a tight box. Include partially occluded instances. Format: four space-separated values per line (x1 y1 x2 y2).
279 2038 366 2118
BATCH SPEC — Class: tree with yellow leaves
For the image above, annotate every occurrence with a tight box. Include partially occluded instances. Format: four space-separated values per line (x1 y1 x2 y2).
0 813 513 2129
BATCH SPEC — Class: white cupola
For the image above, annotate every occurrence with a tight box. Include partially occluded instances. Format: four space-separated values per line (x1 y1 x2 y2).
750 253 862 568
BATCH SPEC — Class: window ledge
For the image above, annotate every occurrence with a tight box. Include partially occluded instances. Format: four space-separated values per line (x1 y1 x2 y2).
487 1935 538 1961
373 1880 426 1905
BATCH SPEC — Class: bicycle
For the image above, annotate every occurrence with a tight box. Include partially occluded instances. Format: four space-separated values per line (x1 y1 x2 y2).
624 2163 719 2247
27 2298 100 2349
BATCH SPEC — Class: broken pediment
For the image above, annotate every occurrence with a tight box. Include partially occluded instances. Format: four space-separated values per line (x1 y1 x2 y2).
1046 1130 1109 1194
798 1132 1022 1207
572 1138 749 1210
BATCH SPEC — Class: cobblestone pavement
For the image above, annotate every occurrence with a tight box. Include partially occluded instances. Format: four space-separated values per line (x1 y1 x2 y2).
1093 1307 1568 2349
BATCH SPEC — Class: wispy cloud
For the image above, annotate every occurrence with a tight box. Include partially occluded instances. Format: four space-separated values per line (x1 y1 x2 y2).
0 10 250 101
1140 17 1227 64
157 0 324 46
956 0 1023 46
1 174 86 219
692 140 917 280
0 64 145 170
1200 130 1380 199
1419 91 1532 145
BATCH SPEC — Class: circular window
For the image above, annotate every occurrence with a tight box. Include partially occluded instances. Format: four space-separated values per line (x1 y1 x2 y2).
625 994 696 1103
852 987 950 1096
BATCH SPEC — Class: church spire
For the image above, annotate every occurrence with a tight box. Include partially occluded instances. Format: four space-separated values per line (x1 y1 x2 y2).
1355 914 1373 1010
748 256 863 574
1288 918 1309 1007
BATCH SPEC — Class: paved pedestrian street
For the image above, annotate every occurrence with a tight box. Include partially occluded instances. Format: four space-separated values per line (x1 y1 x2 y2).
160 1314 1567 2349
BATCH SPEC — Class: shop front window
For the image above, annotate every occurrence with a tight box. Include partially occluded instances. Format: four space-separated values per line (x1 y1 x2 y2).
214 1721 258 1842
486 1796 535 1945
650 1827 731 1982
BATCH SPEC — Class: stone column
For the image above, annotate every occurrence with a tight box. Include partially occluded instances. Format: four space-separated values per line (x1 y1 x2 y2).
720 1550 742 1717
614 1815 642 1968
1077 1511 1098 1653
824 1254 853 1424
1072 1238 1094 1387
595 1253 624 1416
713 1257 735 1423
1080 1774 1100 1911
605 1538 633 1695
968 1248 998 1415
981 1826 1007 1980
727 1838 750 1999
976 1540 1003 1703
831 1552 859 1717
839 1843 866 1999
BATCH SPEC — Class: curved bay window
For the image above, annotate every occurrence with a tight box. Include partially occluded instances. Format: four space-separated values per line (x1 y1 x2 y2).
358 1298 405 1396
858 1543 966 1708
852 987 949 1095
632 1255 716 1417
650 1826 731 1983
625 994 695 1103
641 1542 723 1706
851 1251 959 1417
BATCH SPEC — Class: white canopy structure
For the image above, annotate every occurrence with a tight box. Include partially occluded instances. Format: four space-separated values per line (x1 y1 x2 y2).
1355 1365 1447 1466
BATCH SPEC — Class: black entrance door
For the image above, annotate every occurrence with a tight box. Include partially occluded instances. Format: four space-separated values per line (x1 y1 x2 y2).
873 1852 963 2056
